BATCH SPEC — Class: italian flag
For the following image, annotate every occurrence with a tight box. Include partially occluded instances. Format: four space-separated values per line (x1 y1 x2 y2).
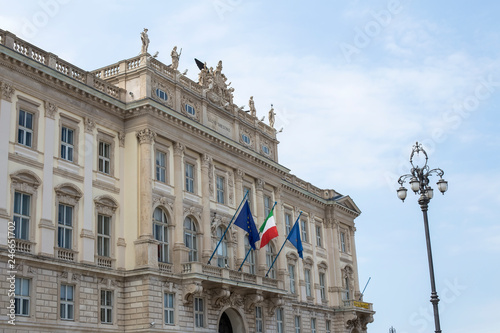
259 208 278 248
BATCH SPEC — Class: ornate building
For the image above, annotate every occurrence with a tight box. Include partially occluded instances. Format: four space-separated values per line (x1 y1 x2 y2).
0 29 374 332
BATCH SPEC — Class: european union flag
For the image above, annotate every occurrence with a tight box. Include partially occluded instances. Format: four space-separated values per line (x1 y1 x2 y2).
234 201 260 250
287 221 303 259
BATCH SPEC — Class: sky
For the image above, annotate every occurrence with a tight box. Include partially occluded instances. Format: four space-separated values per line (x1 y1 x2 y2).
1 1 499 332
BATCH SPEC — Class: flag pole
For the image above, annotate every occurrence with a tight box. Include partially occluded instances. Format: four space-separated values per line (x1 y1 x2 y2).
238 201 277 272
265 211 302 277
207 190 249 265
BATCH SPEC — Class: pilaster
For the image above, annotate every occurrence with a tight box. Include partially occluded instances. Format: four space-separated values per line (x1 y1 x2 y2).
201 153 212 262
234 169 244 267
134 128 157 268
81 117 96 264
172 142 185 271
256 178 266 275
0 82 14 246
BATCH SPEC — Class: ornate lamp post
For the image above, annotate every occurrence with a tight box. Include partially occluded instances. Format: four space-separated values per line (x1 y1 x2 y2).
397 142 448 333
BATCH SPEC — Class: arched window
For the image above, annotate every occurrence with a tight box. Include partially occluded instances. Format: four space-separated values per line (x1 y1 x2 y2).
153 208 169 263
266 243 276 279
244 235 256 274
184 217 198 262
216 226 228 268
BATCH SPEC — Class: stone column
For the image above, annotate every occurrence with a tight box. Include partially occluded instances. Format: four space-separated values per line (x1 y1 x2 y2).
234 169 245 267
255 179 266 275
81 118 96 264
134 128 157 268
201 153 212 263
172 142 185 272
38 101 58 256
116 132 126 270
332 218 343 305
0 82 15 245
350 226 361 298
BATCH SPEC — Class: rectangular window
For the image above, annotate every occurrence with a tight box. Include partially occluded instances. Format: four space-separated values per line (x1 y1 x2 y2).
255 306 263 333
305 269 312 297
14 278 30 316
18 110 34 148
285 213 292 236
156 151 166 183
216 175 225 204
185 162 195 193
326 320 331 333
319 272 326 300
264 195 271 216
340 232 346 253
61 126 74 162
97 214 111 257
289 264 296 294
98 141 111 174
301 219 308 243
295 316 301 333
60 284 74 320
316 225 322 247
164 293 174 325
311 318 317 333
13 192 30 240
100 290 113 324
194 297 204 327
57 204 73 249
276 307 284 333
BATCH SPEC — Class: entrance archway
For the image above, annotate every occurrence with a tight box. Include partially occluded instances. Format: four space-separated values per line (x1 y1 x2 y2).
218 308 246 333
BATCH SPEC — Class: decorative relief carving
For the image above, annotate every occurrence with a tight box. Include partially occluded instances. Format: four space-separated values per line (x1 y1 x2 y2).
245 293 264 313
153 195 174 212
136 128 156 144
44 101 57 119
55 183 83 206
256 179 264 191
184 206 202 220
201 153 212 168
236 169 244 180
211 287 231 309
239 127 254 147
94 195 119 216
85 117 96 133
1 82 15 102
10 170 41 194
208 162 214 196
267 297 284 316
118 132 125 147
260 137 274 156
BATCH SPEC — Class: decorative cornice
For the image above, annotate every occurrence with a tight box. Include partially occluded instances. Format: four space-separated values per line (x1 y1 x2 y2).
44 101 58 119
136 128 156 144
1 82 15 102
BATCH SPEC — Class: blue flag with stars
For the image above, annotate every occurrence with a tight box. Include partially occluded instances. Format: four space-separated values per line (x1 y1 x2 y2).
234 201 260 250
287 220 303 259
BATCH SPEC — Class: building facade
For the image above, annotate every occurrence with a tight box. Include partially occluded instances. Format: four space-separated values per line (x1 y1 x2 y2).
0 29 374 332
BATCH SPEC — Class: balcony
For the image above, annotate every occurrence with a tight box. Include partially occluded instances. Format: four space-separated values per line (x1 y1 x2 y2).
15 239 33 254
56 247 76 262
96 256 114 269
342 299 374 312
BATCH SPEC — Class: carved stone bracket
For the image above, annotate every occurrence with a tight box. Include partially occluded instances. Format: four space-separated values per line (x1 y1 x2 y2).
245 293 264 313
211 287 231 309
201 153 212 168
1 82 15 102
136 128 156 144
346 313 374 332
266 297 284 316
183 282 203 304
173 142 185 156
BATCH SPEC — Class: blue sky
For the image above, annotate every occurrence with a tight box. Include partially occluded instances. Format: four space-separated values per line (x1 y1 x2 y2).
2 1 499 332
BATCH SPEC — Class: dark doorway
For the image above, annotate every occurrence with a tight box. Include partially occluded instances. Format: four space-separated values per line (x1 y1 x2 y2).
219 312 233 333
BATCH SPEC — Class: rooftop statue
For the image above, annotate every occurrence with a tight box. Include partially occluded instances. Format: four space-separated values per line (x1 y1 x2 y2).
268 105 276 128
141 28 149 54
249 96 256 117
171 46 182 71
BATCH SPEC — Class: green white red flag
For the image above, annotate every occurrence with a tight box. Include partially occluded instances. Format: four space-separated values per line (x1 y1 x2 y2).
259 208 278 248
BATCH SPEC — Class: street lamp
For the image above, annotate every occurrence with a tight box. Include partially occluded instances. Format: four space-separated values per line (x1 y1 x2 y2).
397 142 448 333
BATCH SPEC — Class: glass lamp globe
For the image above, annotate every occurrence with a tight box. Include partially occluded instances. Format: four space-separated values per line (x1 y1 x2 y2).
397 187 407 201
437 179 448 194
410 177 420 193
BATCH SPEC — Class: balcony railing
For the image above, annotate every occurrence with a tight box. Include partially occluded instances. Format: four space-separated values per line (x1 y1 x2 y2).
342 299 373 311
96 256 113 268
15 239 33 253
56 247 76 261
159 262 173 273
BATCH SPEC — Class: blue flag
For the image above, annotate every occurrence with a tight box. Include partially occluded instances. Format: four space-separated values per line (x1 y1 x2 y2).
287 220 303 259
234 201 260 250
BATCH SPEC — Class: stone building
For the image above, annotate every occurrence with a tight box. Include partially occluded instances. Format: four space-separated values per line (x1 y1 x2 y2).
0 29 374 332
